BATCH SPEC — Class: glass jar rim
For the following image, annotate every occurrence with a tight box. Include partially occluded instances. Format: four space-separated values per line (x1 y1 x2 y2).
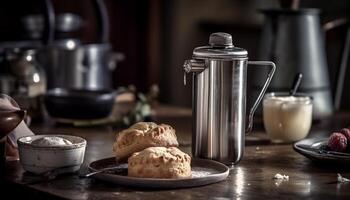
264 92 313 103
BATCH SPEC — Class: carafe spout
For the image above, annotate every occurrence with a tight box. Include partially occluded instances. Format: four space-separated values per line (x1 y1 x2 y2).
183 59 205 85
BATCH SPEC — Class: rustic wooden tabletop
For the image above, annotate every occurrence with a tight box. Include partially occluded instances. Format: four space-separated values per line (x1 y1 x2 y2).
2 106 350 199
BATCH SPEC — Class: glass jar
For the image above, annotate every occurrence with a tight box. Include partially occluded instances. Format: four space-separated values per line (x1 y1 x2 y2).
263 92 313 143
8 48 47 120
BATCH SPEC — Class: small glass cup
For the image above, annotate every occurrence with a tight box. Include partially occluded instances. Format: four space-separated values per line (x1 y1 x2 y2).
263 92 313 143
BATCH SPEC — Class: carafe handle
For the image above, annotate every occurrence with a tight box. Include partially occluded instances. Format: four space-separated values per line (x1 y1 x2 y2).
246 61 276 133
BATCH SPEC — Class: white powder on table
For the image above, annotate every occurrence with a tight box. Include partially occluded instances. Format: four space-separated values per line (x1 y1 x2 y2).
273 173 289 180
337 173 350 183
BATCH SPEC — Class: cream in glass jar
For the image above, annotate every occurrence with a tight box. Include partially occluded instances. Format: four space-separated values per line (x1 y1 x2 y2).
263 93 313 143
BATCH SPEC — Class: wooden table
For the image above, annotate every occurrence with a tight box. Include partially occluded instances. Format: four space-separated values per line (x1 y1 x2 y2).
3 106 350 199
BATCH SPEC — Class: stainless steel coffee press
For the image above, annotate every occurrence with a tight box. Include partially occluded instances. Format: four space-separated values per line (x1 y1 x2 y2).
183 32 276 165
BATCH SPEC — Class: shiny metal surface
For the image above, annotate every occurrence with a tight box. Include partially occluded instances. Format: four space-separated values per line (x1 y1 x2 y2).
193 46 247 59
192 59 247 165
183 59 205 73
190 59 275 165
193 32 247 59
183 59 205 85
209 32 233 46
246 61 276 133
184 32 276 165
75 44 113 90
41 43 123 90
37 0 123 91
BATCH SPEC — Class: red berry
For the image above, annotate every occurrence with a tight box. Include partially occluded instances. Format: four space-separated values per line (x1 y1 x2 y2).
328 132 347 152
340 128 350 141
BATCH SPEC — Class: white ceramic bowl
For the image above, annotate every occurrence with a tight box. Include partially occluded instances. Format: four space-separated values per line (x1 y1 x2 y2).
17 134 86 174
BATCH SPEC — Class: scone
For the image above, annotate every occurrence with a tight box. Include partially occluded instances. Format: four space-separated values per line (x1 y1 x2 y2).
112 122 179 161
128 147 191 178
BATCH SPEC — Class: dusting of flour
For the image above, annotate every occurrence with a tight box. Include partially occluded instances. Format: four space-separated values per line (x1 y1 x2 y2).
191 167 216 178
31 136 73 146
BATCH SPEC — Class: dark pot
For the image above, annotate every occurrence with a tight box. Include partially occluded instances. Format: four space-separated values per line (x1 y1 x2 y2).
44 88 116 120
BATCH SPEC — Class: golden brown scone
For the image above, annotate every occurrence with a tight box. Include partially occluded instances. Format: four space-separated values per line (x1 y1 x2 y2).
112 122 179 161
128 147 191 179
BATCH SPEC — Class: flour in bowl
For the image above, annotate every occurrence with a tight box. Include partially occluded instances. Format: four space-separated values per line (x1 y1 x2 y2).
31 136 73 146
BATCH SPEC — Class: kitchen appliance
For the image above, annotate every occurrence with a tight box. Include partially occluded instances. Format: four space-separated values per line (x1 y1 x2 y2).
183 32 276 165
251 8 349 119
38 0 124 120
41 43 121 90
39 0 123 90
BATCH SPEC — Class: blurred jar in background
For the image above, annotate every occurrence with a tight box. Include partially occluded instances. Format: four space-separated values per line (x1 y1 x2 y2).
6 48 47 120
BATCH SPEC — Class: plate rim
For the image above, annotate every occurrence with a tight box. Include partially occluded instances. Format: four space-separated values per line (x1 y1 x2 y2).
87 157 230 188
293 138 350 161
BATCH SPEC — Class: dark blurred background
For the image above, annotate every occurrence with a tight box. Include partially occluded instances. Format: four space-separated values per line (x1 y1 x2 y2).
0 0 350 109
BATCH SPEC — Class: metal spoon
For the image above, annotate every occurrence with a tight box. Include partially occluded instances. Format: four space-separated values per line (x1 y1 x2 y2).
79 164 127 178
297 144 350 156
289 73 303 96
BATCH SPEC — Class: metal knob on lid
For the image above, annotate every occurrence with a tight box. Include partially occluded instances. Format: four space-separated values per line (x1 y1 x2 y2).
192 32 247 59
209 32 233 47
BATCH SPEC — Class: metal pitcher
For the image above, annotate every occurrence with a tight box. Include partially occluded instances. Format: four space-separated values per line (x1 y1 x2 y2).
183 32 276 165
38 0 124 91
252 9 350 119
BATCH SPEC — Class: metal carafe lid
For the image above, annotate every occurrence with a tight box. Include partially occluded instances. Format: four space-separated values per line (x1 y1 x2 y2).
193 32 248 59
